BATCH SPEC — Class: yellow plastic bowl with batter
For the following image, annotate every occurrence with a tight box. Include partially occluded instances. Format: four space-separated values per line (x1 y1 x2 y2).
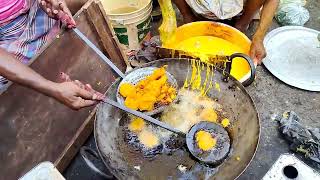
165 21 252 82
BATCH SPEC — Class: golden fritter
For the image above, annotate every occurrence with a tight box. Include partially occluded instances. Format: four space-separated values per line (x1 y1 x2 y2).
124 97 139 110
119 83 136 98
138 129 160 148
128 117 145 132
119 66 176 111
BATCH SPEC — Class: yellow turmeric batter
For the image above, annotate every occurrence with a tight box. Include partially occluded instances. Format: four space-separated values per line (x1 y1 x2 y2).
119 66 177 111
183 59 215 97
119 83 136 98
128 117 145 132
195 130 217 151
138 129 160 148
175 36 250 80
221 118 230 128
200 108 218 122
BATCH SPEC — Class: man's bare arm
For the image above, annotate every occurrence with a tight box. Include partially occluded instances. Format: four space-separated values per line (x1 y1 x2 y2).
0 48 58 96
236 0 279 63
253 0 279 41
0 48 102 110
249 0 279 63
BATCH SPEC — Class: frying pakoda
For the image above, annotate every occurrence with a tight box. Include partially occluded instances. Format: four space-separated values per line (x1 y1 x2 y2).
119 66 176 111
200 108 218 122
129 117 145 132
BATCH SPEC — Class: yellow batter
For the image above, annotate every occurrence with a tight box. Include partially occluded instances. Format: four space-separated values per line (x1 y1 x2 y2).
128 117 145 132
183 59 215 96
138 129 160 148
196 130 217 151
221 118 230 128
174 36 250 80
200 108 218 122
119 66 177 111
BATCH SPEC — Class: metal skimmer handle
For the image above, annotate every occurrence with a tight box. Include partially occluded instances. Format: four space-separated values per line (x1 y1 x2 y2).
73 28 125 78
102 98 185 136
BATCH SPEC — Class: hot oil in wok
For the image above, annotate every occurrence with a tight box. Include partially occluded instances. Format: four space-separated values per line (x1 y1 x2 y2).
123 124 164 158
117 60 235 179
118 113 219 179
122 114 185 158
118 90 233 178
160 89 229 133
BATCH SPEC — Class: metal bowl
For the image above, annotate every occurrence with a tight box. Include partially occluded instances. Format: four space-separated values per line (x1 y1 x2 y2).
116 67 178 116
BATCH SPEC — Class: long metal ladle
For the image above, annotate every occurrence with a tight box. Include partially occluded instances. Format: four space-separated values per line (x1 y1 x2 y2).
73 28 125 78
103 98 185 136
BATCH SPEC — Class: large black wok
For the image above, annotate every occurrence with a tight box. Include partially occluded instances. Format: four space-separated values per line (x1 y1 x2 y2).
83 58 260 180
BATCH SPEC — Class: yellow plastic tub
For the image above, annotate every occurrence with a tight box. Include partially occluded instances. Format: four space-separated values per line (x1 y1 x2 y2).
165 21 253 82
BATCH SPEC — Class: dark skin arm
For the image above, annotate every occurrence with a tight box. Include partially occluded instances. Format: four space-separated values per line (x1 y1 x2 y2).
171 0 279 64
236 0 280 64
0 48 103 110
172 0 197 23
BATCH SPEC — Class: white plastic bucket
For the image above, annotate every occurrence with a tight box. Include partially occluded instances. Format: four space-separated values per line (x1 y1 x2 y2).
101 0 152 53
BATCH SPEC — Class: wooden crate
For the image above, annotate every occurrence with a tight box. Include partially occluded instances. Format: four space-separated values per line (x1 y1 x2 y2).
0 1 126 179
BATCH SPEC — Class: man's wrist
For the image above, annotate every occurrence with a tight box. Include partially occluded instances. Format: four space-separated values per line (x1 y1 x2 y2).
253 25 267 41
252 33 264 43
37 80 60 98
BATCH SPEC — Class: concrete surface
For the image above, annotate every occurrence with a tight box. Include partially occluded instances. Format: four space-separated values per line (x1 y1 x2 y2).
63 1 320 179
242 1 320 179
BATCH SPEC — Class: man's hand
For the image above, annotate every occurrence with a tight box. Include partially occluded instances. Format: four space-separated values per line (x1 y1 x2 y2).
56 72 105 110
250 37 266 65
52 81 104 110
0 48 104 110
38 0 76 28
246 0 279 64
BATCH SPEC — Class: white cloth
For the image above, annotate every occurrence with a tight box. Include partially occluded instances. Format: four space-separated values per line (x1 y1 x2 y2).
185 0 245 20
